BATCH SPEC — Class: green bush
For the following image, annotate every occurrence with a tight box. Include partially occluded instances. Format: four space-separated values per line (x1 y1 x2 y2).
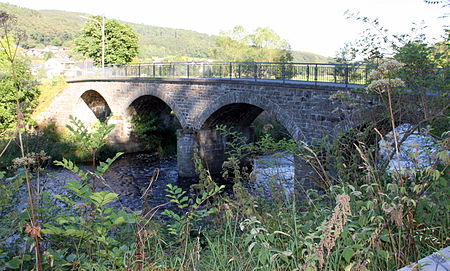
0 123 118 172
130 111 178 156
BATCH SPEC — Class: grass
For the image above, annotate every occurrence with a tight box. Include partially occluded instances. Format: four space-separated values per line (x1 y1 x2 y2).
32 76 67 119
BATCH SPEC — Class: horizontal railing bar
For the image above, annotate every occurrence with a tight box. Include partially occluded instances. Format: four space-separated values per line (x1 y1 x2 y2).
106 61 371 67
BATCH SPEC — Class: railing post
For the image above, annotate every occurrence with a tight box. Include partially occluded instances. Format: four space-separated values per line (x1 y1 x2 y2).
153 64 155 77
238 64 241 79
345 64 349 87
138 64 141 77
254 63 257 81
365 65 368 85
282 63 286 83
334 66 337 83
219 65 222 78
187 63 190 78
314 64 318 85
229 62 232 80
125 66 128 77
306 65 310 81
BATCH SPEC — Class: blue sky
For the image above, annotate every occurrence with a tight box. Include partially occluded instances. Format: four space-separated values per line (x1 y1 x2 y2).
2 0 448 57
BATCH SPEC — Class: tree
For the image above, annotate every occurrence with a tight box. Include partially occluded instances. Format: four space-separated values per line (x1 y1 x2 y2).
0 13 39 133
75 16 139 66
0 51 39 132
213 25 293 62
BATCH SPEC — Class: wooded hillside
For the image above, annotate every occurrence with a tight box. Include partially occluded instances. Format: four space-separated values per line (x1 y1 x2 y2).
0 2 330 62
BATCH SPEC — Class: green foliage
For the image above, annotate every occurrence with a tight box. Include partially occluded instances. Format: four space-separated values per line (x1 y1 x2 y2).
34 76 67 116
201 124 448 270
75 16 139 65
133 23 217 59
44 153 138 270
0 123 118 172
130 111 178 155
238 217 293 267
65 116 115 166
0 169 24 245
162 183 223 238
160 157 224 269
213 25 293 62
0 38 40 132
330 123 386 186
0 3 84 48
394 41 449 92
252 111 291 141
1 2 330 63
0 119 448 270
342 11 449 70
0 8 448 267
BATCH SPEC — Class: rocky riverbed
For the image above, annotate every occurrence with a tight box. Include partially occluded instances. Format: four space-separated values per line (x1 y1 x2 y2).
36 153 180 213
30 151 296 221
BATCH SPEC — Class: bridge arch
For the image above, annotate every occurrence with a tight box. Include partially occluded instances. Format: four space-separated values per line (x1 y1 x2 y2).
73 89 113 125
43 78 372 179
194 92 300 141
121 90 188 129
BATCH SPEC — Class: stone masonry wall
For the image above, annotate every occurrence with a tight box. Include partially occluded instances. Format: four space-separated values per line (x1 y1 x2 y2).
37 78 371 178
39 78 366 143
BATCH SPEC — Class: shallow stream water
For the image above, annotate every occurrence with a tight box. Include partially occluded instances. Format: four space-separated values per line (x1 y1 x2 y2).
38 152 295 216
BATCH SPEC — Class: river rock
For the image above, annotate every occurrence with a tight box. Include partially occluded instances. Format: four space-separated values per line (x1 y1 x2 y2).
379 124 438 174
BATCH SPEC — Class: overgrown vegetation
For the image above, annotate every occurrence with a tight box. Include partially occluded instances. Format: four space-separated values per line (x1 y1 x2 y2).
0 32 40 132
0 122 118 172
0 8 449 271
130 110 179 156
33 76 67 117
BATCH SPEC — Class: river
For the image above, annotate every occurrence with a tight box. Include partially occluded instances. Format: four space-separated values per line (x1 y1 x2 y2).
38 152 295 215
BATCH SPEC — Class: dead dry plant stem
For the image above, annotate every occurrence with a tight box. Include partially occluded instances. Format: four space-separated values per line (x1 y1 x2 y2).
306 193 351 270
0 138 13 157
140 168 159 199
16 104 43 271
1 17 43 270
303 144 332 188
420 92 429 119
15 111 43 271
91 151 97 191
386 86 402 179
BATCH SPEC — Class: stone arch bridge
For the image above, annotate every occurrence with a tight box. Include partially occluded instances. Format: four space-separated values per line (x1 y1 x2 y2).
39 77 373 178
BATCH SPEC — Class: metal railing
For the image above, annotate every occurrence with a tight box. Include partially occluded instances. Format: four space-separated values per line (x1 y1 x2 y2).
101 62 373 86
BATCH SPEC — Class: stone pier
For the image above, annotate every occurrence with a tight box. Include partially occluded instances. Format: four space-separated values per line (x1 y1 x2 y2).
177 127 254 178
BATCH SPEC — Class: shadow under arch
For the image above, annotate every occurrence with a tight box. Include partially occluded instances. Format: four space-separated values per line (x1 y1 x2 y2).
78 89 112 122
123 90 188 130
125 95 182 154
192 94 300 178
195 93 299 140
